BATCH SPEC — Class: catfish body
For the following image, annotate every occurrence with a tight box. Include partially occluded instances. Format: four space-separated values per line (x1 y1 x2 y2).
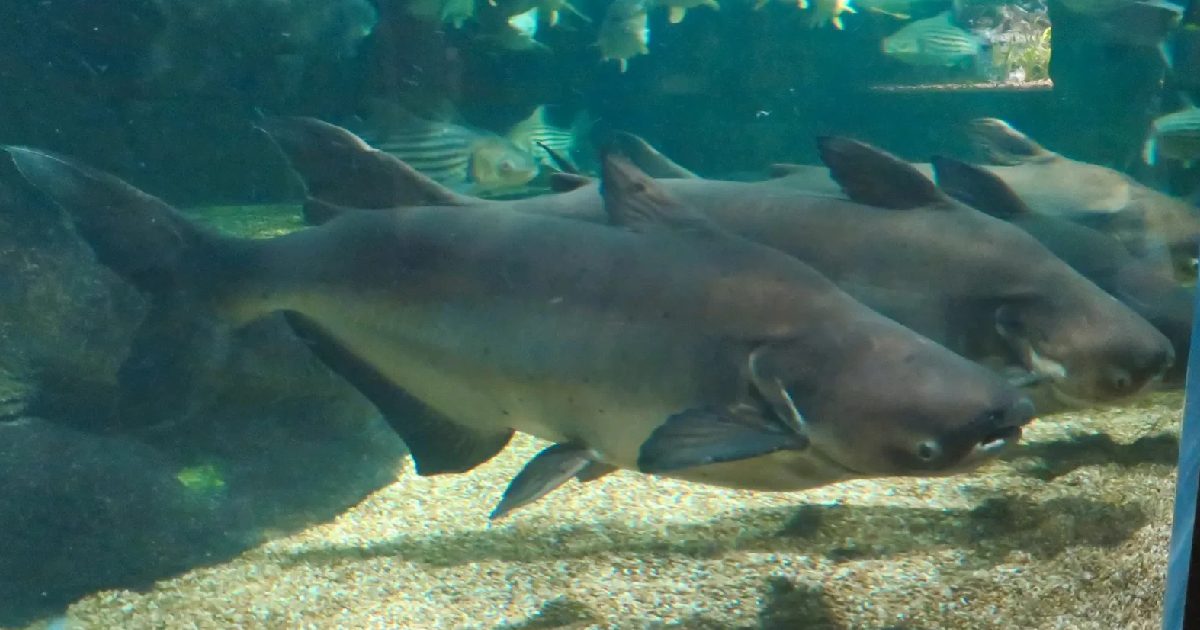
2 147 1034 510
768 118 1200 278
261 118 1174 409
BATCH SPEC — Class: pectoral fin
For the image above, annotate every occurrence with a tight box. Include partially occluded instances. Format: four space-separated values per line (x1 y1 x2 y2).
637 405 809 474
490 443 597 520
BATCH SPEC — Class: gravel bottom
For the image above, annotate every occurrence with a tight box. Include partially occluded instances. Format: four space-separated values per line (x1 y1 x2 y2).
34 391 1183 630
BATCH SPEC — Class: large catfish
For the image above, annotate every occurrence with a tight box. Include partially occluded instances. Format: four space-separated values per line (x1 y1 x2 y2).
761 118 1200 280
1 147 1034 521
262 118 1174 411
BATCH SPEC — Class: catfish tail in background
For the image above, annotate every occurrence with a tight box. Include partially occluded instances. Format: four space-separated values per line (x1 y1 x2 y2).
1 147 254 431
256 117 476 225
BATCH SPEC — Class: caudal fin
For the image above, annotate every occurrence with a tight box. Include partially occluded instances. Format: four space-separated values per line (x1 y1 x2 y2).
2 147 246 430
257 116 478 224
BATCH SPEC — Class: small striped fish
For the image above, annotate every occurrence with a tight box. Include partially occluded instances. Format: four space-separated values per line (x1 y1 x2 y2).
882 10 982 68
506 105 591 169
1143 105 1200 166
360 107 538 194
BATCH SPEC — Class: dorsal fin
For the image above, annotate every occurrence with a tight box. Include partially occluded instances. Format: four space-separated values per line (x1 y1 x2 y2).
816 136 948 210
966 118 1056 166
768 163 811 178
549 172 595 192
256 117 479 220
600 152 717 233
931 156 1035 219
606 131 699 178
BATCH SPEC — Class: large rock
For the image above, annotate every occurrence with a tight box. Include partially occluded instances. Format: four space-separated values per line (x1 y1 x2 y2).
0 160 407 625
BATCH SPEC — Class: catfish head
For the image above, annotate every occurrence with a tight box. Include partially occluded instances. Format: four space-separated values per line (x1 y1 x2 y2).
748 315 1036 479
989 284 1174 405
931 156 1176 405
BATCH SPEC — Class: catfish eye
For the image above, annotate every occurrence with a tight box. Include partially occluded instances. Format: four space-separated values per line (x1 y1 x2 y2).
916 440 940 462
499 160 515 174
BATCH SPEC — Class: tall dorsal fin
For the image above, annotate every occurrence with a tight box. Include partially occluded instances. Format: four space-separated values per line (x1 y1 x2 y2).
816 136 948 210
966 118 1056 166
931 156 1035 219
606 131 699 178
256 117 479 220
600 152 718 233
549 172 595 192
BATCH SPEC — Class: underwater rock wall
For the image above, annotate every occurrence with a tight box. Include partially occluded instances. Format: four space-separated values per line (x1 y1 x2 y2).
0 163 408 626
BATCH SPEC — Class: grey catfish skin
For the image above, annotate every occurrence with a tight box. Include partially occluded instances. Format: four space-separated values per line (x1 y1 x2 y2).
932 158 1194 387
1 146 1036 496
766 122 1200 281
261 117 1174 411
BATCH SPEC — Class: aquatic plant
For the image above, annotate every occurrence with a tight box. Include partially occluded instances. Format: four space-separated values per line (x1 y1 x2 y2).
175 462 227 496
985 4 1052 82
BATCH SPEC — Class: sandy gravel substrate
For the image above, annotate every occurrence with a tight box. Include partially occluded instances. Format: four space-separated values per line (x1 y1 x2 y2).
20 390 1180 630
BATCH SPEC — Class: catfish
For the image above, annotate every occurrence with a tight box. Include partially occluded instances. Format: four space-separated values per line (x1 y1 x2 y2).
261 117 1175 410
1 146 1034 521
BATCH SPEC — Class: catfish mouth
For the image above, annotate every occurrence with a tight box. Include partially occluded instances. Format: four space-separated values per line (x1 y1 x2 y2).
971 424 1023 459
1005 334 1166 406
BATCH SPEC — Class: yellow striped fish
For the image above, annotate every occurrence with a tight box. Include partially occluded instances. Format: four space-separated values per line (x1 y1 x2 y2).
505 105 593 170
881 10 982 67
357 103 538 195
1143 104 1200 166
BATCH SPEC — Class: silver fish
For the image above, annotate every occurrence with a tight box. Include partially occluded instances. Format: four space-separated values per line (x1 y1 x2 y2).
1144 105 1200 166
505 105 592 170
356 103 538 195
882 10 982 67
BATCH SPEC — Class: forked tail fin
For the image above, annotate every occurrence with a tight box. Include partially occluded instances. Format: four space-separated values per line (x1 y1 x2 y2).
2 147 250 430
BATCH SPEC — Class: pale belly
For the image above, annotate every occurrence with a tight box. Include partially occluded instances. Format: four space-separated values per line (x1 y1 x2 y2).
293 291 725 469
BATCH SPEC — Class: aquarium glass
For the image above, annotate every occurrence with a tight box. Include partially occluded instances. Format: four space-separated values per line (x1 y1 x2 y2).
1 0 1198 628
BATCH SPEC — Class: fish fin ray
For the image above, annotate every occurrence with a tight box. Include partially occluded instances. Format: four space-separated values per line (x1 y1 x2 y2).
3 147 245 429
816 136 947 209
966 118 1055 166
257 117 479 220
931 156 1034 218
606 131 698 178
284 312 513 475
637 406 809 474
575 460 617 482
489 443 594 519
600 152 719 233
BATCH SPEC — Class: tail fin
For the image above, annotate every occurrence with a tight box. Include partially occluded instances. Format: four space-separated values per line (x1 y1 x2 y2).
257 116 479 224
3 147 244 431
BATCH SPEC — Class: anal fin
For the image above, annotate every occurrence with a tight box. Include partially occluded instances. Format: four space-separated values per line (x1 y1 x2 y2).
490 443 597 520
637 405 809 474
284 312 513 475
